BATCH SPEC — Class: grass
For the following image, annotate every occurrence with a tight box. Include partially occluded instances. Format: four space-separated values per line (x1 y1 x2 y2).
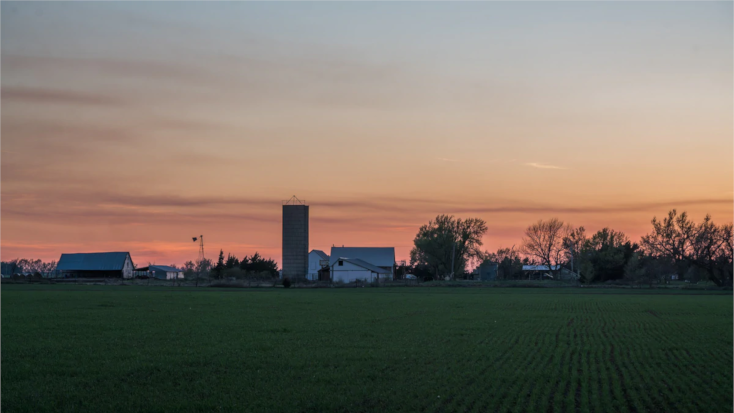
2 285 732 412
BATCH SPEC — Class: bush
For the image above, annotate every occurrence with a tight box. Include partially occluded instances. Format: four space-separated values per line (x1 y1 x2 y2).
282 278 291 288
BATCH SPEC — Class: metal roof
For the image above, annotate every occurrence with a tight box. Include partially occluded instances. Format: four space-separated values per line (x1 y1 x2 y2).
333 258 392 274
149 265 181 273
57 252 131 271
310 250 329 260
329 247 395 267
522 265 560 271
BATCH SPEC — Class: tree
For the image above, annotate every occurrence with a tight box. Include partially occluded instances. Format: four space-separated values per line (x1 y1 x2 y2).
239 252 279 278
195 258 213 286
484 247 523 280
212 249 225 280
410 215 487 280
640 210 733 286
225 254 240 270
563 226 587 278
521 218 570 279
583 228 638 283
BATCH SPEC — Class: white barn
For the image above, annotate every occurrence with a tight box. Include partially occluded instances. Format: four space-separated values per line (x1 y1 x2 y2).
330 258 392 283
329 247 395 280
307 250 329 280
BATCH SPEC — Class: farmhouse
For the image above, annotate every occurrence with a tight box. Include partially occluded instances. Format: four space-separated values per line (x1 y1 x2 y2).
56 252 134 278
307 249 329 281
329 247 395 281
135 265 184 280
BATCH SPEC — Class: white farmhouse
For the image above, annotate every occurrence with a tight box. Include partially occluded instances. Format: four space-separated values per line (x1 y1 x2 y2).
307 250 329 281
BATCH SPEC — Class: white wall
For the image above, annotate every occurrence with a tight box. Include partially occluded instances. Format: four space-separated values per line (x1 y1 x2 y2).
307 252 326 281
331 260 381 283
123 255 134 278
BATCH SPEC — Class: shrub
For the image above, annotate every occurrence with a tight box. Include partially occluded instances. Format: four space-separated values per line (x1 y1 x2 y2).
283 278 291 288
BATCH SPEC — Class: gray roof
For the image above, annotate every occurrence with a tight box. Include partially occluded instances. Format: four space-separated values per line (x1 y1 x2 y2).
522 265 560 271
57 252 131 271
310 249 329 260
333 258 392 274
149 265 181 273
329 247 395 267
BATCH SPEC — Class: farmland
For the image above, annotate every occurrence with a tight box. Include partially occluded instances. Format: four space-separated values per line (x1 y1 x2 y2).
2 285 732 413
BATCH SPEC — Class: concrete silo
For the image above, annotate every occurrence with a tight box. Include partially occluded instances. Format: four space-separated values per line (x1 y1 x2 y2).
282 197 309 279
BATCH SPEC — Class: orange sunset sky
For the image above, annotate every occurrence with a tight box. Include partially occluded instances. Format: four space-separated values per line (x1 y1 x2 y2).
2 2 732 267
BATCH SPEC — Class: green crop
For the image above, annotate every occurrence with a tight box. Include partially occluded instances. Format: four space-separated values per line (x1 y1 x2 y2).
2 285 731 412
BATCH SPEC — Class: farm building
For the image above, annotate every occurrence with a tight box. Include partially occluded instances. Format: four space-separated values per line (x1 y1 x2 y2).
329 247 395 280
134 265 184 280
522 265 578 280
477 261 499 281
307 250 329 281
330 258 392 283
56 252 134 278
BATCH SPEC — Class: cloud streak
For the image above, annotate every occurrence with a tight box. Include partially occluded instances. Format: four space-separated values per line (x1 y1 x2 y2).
525 162 568 170
1 86 127 107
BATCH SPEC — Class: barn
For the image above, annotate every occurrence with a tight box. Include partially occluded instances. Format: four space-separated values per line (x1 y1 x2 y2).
330 258 392 283
329 247 395 280
56 252 134 278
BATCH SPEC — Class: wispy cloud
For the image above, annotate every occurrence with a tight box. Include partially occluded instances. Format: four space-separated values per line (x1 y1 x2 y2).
525 162 568 170
1 86 127 107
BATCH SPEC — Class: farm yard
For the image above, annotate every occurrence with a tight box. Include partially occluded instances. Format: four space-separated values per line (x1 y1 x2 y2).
2 285 732 413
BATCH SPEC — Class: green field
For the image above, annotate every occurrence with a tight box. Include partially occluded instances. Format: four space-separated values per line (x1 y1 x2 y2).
2 285 732 413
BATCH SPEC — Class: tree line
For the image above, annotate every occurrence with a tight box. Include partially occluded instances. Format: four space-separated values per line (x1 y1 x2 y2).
183 250 279 280
409 209 733 286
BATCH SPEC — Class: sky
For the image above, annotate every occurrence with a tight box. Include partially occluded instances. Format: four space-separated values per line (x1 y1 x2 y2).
2 1 732 267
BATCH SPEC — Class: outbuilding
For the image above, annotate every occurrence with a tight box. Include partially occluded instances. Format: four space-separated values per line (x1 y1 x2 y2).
329 247 395 279
135 265 184 280
330 258 392 283
56 252 134 278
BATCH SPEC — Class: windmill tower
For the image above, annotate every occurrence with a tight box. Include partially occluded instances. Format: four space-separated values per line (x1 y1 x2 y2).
192 235 205 262
192 235 205 286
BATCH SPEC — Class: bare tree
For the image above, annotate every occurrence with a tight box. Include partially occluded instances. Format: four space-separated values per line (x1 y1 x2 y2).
641 210 733 286
521 218 571 279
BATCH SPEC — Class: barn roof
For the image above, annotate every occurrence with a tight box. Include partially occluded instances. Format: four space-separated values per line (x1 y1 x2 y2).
57 252 131 271
310 249 329 260
522 265 560 271
329 247 395 267
149 265 181 272
334 258 392 274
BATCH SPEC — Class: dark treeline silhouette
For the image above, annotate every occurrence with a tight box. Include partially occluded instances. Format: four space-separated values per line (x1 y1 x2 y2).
410 209 732 286
186 250 279 280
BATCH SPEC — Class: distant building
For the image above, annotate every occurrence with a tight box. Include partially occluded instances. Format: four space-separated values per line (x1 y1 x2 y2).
135 265 184 280
522 265 577 280
56 252 134 278
477 261 499 281
330 258 392 283
307 250 329 281
329 247 395 280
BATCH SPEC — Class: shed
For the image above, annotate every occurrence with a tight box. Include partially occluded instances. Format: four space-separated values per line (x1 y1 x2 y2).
57 252 134 278
135 265 184 280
